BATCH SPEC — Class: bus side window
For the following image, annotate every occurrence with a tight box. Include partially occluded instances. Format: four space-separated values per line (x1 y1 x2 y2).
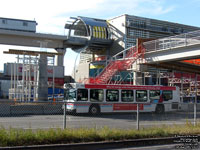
106 90 119 102
136 90 147 102
64 89 69 99
162 90 172 101
121 90 134 102
77 89 88 101
90 89 104 102
149 90 160 100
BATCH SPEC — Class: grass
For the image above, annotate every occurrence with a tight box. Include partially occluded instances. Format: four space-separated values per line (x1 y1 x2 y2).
0 123 200 147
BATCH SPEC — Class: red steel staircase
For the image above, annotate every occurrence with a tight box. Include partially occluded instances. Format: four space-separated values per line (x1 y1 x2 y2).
86 44 145 84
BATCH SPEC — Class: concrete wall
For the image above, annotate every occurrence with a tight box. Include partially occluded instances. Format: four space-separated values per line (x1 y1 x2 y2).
0 80 10 98
0 102 199 116
73 62 90 82
108 15 126 56
0 103 199 116
180 103 200 111
0 103 63 116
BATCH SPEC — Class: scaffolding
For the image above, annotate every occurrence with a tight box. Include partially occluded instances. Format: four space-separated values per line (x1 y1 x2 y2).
144 71 200 101
4 49 61 101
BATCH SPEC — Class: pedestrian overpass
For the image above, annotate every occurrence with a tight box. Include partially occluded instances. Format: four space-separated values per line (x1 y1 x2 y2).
143 30 200 74
144 30 200 62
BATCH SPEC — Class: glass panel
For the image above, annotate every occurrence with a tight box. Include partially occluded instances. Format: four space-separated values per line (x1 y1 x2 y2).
149 90 160 100
106 90 119 102
162 90 173 101
64 89 68 100
136 90 147 102
66 89 76 100
23 22 28 26
90 89 104 102
2 19 7 24
77 89 88 101
121 90 133 102
70 20 88 37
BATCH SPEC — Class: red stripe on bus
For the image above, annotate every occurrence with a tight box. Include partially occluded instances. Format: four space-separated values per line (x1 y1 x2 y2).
113 104 144 111
75 104 90 106
85 84 176 90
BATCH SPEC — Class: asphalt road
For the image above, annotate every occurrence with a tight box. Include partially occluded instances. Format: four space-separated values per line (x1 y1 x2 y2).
105 143 200 150
0 111 199 129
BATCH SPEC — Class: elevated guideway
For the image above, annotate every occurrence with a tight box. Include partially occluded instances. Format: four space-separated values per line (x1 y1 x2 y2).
0 29 66 49
0 28 68 66
0 16 113 52
0 16 114 66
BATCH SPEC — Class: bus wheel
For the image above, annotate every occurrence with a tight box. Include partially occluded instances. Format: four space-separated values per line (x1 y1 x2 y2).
155 105 165 114
89 105 100 115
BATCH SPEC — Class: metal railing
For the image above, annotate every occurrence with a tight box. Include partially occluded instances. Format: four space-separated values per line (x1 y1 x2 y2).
143 30 200 53
112 45 137 60
84 46 137 84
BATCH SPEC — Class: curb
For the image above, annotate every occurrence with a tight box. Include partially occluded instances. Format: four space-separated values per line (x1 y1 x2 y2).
1 136 197 150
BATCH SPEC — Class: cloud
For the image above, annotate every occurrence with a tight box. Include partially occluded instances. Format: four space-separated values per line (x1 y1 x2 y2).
0 0 175 75
0 0 104 34
135 1 175 16
63 0 175 18
0 0 174 34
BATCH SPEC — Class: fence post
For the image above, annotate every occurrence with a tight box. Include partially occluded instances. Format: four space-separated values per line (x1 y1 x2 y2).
137 103 140 130
63 102 67 129
194 74 197 126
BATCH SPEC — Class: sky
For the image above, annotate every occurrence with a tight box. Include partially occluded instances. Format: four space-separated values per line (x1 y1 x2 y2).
0 0 200 75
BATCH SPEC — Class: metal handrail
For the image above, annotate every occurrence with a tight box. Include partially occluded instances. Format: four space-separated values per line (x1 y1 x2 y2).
112 45 137 60
83 44 145 84
96 46 137 80
143 30 200 53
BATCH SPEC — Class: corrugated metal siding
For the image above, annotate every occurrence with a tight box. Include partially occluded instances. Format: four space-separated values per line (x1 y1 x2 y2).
0 18 36 32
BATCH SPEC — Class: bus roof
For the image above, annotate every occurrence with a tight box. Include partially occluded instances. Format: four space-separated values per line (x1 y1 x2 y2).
70 83 177 91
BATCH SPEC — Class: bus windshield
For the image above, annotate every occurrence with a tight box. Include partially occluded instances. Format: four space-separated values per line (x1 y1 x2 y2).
64 89 76 101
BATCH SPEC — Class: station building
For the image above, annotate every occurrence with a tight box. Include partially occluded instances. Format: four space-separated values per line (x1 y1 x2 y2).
74 14 200 85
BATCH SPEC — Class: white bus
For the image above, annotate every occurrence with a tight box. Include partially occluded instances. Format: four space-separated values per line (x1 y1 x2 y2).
64 83 180 115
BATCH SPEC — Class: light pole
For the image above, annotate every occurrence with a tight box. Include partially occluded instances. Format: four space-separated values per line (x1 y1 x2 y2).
73 52 80 82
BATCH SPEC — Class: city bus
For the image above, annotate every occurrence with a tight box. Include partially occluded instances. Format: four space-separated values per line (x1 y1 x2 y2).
64 83 180 115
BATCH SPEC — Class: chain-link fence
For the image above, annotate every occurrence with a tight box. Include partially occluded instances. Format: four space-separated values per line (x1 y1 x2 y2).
0 100 199 130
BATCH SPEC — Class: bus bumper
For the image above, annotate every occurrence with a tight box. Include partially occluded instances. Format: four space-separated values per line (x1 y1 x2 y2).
66 108 76 113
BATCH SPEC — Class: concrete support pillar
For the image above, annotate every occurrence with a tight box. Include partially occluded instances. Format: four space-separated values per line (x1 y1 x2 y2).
156 69 160 85
132 59 143 85
133 72 143 85
55 48 66 66
37 54 48 101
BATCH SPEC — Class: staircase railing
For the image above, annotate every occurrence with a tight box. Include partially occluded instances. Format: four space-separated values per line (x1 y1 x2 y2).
84 44 145 84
